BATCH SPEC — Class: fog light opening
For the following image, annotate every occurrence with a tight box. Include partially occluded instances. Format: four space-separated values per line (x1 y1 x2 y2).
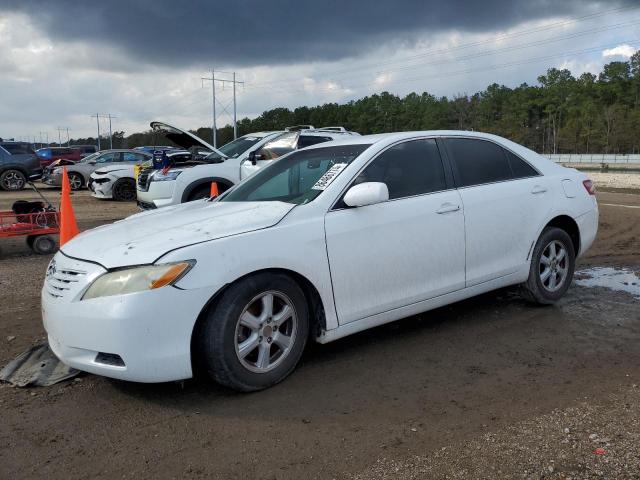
95 352 125 367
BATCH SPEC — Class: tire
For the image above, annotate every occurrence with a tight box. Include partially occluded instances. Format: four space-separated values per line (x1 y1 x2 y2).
186 182 230 202
187 185 213 202
521 227 575 304
30 235 57 255
0 169 27 191
68 172 83 191
196 272 309 392
112 178 137 201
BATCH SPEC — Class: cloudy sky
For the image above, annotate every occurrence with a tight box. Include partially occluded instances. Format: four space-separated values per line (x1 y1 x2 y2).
1 0 639 142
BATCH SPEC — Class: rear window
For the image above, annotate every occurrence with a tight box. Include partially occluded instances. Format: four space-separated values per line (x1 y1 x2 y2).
1 143 35 155
445 138 512 187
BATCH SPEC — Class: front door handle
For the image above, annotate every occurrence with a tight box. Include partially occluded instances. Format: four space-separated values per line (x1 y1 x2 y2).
531 185 547 194
436 202 460 214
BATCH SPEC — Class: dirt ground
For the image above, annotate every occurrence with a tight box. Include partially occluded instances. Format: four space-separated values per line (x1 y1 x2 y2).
0 185 639 479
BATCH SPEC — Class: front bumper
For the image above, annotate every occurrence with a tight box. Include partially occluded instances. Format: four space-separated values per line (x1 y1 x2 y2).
42 172 62 186
90 177 113 199
42 253 216 383
137 180 179 209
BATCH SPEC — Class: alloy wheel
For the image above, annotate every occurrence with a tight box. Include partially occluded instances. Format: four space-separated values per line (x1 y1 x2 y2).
539 240 569 292
234 291 298 373
2 171 25 190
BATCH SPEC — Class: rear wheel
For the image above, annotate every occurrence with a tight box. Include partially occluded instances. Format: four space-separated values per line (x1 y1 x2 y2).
112 178 137 201
196 272 309 391
68 172 83 190
521 227 575 304
0 170 26 191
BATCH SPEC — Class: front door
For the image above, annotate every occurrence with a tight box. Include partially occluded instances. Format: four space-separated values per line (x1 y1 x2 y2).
325 138 466 324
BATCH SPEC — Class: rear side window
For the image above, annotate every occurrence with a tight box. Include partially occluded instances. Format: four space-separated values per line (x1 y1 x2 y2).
445 138 512 187
2 143 35 155
505 150 539 179
297 136 333 148
354 139 446 200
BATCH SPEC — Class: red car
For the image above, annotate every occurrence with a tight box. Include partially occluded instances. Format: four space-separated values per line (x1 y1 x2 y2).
35 145 96 167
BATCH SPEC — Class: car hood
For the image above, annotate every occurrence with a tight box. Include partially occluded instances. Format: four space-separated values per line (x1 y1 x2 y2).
93 165 134 175
150 121 226 158
60 200 295 268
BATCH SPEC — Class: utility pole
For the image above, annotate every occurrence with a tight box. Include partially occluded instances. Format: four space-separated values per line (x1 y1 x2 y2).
91 114 101 150
90 114 116 150
201 70 244 147
65 127 70 146
57 127 63 146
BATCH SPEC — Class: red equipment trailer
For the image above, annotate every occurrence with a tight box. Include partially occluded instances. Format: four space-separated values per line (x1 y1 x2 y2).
0 184 59 255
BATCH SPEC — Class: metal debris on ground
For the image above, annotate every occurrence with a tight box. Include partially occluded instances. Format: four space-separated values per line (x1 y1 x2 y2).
0 343 80 387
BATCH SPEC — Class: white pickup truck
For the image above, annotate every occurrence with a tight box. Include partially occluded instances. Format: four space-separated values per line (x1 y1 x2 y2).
136 122 359 209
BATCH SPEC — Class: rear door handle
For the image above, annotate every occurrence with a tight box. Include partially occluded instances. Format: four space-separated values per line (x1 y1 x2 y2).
436 202 460 214
531 185 547 194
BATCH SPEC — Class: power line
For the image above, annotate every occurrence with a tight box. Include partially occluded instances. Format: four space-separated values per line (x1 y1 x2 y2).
201 69 244 147
90 114 117 150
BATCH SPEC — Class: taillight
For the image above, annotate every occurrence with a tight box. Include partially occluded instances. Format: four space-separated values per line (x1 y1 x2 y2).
583 179 596 195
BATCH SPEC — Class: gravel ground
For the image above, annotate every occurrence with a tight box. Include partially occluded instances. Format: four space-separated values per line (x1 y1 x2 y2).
355 384 640 479
587 172 640 191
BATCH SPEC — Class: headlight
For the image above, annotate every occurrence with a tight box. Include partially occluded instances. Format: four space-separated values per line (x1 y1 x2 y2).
52 167 62 174
82 261 194 300
152 170 182 182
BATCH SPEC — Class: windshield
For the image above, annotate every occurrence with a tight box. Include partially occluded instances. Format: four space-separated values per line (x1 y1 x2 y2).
79 152 101 163
221 144 370 205
206 135 266 161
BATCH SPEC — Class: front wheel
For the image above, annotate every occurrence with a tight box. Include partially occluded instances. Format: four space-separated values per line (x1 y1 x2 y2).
112 178 137 201
0 169 26 191
521 227 575 304
68 172 84 190
196 272 309 391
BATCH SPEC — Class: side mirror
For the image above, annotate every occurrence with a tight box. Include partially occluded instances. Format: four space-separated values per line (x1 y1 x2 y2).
248 150 264 165
343 182 389 207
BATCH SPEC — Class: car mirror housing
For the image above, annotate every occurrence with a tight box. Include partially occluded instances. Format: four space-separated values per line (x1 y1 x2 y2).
343 182 389 207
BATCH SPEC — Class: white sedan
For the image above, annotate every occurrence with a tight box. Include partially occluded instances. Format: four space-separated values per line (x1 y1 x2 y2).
42 131 598 391
90 165 139 201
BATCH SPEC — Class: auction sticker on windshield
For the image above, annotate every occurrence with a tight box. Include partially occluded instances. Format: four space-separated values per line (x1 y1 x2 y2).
311 163 348 190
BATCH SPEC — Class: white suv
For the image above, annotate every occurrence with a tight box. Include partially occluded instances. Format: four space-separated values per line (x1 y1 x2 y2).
136 122 359 209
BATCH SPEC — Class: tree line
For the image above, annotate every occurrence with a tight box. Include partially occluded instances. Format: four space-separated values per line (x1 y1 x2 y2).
70 53 640 154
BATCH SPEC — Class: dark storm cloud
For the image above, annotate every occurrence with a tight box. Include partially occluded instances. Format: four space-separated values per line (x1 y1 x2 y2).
3 0 636 68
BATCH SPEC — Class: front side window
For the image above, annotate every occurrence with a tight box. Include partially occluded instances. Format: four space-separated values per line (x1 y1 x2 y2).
97 152 120 163
222 144 370 205
445 138 512 187
353 139 447 200
297 135 333 148
255 132 299 160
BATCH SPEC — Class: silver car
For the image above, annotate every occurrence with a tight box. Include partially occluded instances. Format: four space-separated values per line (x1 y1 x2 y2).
42 149 151 190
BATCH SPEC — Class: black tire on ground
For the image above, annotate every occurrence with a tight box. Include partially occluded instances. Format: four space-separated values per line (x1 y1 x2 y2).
30 235 57 255
187 185 213 202
112 178 137 201
187 182 230 202
196 272 309 392
68 172 84 191
521 226 575 305
0 169 27 191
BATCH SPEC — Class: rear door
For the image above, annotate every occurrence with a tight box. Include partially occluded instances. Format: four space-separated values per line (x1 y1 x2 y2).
443 137 551 286
325 138 466 324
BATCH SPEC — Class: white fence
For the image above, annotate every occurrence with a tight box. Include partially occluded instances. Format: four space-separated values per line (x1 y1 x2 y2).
545 154 640 164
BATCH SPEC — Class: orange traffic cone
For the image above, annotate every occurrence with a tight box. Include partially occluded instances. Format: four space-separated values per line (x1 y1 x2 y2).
210 181 219 198
59 167 79 246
